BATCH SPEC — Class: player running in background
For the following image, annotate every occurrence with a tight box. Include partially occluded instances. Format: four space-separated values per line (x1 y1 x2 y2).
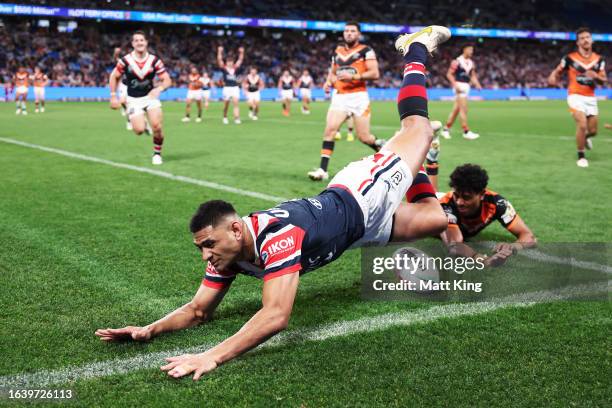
32 66 48 113
548 27 607 168
182 66 206 123
308 21 386 181
109 30 172 165
95 26 452 380
200 70 213 112
440 44 482 140
439 164 536 266
13 66 29 115
298 68 313 114
217 45 244 125
278 69 295 116
243 67 264 120
113 47 132 130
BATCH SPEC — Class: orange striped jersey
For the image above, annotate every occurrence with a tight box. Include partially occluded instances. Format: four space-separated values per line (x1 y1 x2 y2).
33 72 48 87
14 72 29 87
439 190 519 238
332 43 376 94
188 73 203 90
560 51 605 96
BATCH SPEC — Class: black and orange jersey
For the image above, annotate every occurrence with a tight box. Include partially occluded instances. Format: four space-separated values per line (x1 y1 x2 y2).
188 73 203 90
332 43 376 94
14 72 29 87
560 51 605 96
33 72 48 87
439 190 519 239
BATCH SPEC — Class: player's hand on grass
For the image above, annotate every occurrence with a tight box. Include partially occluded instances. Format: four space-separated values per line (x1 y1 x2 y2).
161 352 218 380
484 246 513 267
109 96 120 110
494 242 517 254
95 326 152 342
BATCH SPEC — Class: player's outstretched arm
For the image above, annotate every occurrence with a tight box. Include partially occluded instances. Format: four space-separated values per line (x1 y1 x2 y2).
495 216 537 254
161 272 299 380
547 63 564 86
441 226 509 267
235 47 245 68
216 46 225 68
95 283 230 342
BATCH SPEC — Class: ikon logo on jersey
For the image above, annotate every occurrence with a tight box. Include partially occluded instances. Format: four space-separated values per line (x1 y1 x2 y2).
266 236 295 256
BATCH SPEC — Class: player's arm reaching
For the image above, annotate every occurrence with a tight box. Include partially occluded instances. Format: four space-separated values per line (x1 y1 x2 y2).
147 69 171 100
441 226 512 267
235 47 245 69
216 46 225 69
494 216 537 254
161 272 300 380
95 283 230 342
258 76 265 91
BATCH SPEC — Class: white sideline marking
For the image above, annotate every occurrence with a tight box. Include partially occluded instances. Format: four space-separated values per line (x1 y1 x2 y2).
0 281 605 388
518 249 612 275
0 137 288 203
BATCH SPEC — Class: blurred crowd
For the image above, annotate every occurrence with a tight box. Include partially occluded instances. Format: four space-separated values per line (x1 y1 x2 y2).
17 0 612 32
1 20 610 89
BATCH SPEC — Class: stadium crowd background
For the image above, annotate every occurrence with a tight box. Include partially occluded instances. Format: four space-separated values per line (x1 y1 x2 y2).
1 0 611 90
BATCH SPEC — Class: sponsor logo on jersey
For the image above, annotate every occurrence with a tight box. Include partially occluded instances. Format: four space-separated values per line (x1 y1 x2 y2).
308 198 323 210
267 236 295 256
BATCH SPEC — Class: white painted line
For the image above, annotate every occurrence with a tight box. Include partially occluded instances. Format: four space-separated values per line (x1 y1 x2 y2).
0 281 605 388
0 137 288 203
518 248 612 275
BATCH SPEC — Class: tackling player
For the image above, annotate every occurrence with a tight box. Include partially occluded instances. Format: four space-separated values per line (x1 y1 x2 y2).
13 66 29 115
32 66 48 113
96 26 452 380
440 44 482 140
278 69 295 116
243 67 264 120
439 164 536 266
308 22 386 181
182 66 206 123
109 31 172 165
548 27 607 168
298 68 313 114
217 45 244 125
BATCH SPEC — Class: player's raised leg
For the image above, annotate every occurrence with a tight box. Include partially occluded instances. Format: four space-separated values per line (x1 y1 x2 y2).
389 26 451 240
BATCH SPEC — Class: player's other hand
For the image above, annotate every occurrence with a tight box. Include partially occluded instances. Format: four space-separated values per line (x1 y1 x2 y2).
217 45 223 52
161 352 218 380
584 70 598 79
148 87 162 100
238 46 245 53
484 246 513 267
95 326 152 342
547 75 558 86
109 96 121 110
494 242 516 254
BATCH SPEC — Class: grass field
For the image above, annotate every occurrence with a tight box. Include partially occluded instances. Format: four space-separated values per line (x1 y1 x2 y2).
0 99 611 407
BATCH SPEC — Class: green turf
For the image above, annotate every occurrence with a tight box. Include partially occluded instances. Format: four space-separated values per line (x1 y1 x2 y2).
0 100 610 407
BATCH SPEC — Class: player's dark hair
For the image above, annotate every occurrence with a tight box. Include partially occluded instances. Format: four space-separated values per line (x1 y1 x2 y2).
190 200 237 233
449 164 488 193
345 21 361 31
576 27 591 36
132 30 147 40
462 43 474 50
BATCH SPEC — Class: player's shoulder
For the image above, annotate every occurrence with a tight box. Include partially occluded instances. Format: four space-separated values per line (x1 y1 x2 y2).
482 189 504 203
438 191 454 204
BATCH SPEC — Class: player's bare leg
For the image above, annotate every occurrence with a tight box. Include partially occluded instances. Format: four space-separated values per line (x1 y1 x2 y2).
196 100 203 122
222 100 230 124
147 107 164 165
232 97 240 124
346 114 355 141
183 99 192 122
302 95 310 114
308 110 348 180
354 115 385 151
585 115 598 150
204 97 209 110
572 110 588 167
282 97 291 116
130 113 147 135
458 97 479 140
441 101 459 139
